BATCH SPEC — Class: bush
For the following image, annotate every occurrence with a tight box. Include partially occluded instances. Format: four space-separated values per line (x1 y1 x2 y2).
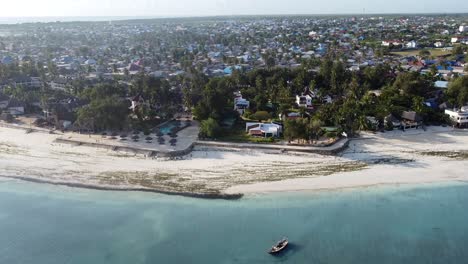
251 111 272 122
325 131 337 138
385 122 394 131
243 109 253 119
199 118 221 139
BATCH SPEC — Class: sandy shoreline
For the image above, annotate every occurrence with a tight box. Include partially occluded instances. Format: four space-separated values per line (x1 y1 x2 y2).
1 125 468 197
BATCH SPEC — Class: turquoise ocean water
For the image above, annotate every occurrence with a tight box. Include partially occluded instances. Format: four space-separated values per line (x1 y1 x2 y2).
0 180 467 264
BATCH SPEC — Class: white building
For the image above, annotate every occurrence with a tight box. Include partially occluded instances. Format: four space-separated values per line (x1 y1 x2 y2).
405 40 418 49
434 41 445 48
246 122 282 138
445 107 468 128
459 26 466 33
296 95 313 108
233 91 250 115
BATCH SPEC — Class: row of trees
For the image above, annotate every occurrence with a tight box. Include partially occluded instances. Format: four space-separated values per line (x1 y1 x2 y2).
191 55 467 139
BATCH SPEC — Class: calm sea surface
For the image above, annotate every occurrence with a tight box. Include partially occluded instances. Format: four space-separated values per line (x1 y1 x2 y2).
0 180 467 264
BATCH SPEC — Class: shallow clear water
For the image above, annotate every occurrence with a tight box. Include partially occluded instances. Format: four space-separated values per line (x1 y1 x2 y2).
0 181 468 264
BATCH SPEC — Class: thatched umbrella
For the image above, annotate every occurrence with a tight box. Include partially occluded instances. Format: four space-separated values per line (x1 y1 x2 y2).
101 132 108 136
110 136 117 140
132 135 139 140
145 136 153 141
111 132 118 137
169 138 177 144
133 130 139 135
120 134 128 138
170 133 178 138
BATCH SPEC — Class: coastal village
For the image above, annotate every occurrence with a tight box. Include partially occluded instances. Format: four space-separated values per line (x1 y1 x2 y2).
0 15 468 197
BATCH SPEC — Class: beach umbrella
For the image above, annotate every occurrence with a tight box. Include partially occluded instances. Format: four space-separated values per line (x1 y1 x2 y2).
111 132 118 137
133 130 139 135
110 136 117 140
170 133 178 138
101 132 108 136
145 137 153 141
120 134 128 138
132 135 139 140
170 138 177 144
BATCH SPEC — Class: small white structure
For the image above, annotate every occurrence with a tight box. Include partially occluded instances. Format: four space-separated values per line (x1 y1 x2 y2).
445 107 468 128
434 41 445 48
406 41 418 49
459 26 466 33
323 95 333 104
246 122 282 138
296 95 313 108
435 81 449 89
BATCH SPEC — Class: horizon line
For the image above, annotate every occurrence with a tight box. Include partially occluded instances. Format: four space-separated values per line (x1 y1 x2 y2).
1 12 467 25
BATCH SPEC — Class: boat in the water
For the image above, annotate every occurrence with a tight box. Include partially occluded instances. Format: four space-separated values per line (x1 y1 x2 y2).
268 238 288 254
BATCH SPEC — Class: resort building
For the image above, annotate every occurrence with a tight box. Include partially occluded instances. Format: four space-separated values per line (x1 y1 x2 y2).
246 122 282 138
445 107 468 128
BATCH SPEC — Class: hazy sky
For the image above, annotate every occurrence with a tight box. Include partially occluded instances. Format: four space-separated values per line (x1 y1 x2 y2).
1 0 467 17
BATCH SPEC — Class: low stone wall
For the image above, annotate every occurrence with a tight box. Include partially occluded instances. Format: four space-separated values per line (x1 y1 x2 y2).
195 138 349 155
55 138 195 158
0 122 53 134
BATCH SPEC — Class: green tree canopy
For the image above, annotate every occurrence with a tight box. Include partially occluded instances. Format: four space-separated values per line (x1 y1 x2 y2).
199 118 221 139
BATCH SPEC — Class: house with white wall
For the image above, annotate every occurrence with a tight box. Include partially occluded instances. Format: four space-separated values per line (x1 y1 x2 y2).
246 122 282 138
445 107 468 128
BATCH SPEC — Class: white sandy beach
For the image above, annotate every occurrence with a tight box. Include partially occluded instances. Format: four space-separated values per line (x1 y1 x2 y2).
0 125 467 195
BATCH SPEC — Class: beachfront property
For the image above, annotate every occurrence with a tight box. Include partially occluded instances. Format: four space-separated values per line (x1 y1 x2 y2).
246 122 282 138
401 111 423 129
0 97 25 116
445 107 468 128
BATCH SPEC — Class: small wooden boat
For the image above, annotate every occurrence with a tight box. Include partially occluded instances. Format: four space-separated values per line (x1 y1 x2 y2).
268 238 288 254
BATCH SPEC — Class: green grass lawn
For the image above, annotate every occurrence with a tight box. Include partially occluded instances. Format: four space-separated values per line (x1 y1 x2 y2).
391 48 451 57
